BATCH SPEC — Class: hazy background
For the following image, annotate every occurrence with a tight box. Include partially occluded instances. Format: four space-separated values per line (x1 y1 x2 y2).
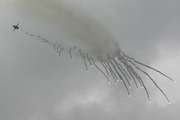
0 0 180 120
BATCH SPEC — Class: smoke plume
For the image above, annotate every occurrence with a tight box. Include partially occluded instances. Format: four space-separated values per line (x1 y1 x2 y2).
5 0 119 60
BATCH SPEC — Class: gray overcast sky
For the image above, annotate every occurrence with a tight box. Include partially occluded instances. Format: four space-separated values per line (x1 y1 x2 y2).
1 0 180 120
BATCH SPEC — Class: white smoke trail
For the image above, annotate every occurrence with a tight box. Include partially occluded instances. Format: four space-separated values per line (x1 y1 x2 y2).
5 0 119 60
5 0 175 103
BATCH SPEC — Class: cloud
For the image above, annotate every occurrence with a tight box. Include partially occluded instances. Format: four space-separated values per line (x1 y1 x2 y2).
1 0 180 120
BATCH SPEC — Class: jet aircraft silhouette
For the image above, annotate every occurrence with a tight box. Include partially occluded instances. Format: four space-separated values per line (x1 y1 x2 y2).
12 23 19 31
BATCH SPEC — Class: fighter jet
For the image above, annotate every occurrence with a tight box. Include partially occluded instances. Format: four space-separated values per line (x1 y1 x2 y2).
12 23 19 31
